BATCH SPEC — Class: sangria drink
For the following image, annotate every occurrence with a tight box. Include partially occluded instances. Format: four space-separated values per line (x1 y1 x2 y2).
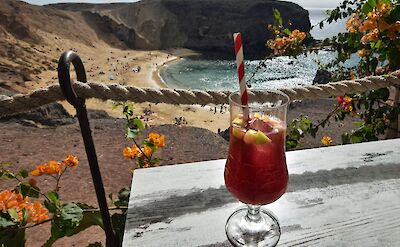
224 90 289 247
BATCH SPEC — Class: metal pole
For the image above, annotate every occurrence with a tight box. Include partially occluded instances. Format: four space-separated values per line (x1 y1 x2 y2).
57 51 118 247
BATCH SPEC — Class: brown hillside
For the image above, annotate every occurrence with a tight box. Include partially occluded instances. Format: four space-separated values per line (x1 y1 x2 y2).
0 0 128 93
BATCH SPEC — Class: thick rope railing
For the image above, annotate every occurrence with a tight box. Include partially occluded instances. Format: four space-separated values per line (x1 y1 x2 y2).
1 70 399 117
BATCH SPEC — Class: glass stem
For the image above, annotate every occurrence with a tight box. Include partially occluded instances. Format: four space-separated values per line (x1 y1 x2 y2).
246 204 262 223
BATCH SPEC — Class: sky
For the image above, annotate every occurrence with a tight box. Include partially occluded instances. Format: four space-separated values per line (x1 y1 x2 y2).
24 0 343 9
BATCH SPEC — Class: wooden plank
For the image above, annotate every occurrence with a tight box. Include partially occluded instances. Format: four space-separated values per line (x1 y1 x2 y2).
122 139 400 246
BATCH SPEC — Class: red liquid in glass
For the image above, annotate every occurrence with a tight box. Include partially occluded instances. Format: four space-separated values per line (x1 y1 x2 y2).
224 117 288 205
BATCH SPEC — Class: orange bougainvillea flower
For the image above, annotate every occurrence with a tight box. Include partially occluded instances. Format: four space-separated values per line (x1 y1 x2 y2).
142 145 153 157
361 29 380 44
343 96 352 103
31 169 41 177
45 161 62 175
25 201 49 223
344 105 353 112
148 132 165 148
0 190 49 223
321 136 333 146
37 163 47 174
267 29 306 56
62 155 79 168
359 19 376 32
132 145 140 156
123 145 140 159
137 145 153 158
378 18 390 31
0 190 26 212
156 135 165 148
290 29 306 41
31 161 62 176
346 13 362 33
357 49 366 57
0 190 27 213
123 147 134 159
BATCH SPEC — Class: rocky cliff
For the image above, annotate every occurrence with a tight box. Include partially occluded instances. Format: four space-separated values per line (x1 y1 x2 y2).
51 0 311 58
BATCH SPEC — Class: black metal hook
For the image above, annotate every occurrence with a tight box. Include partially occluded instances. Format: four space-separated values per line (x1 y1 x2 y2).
57 50 87 107
57 51 118 247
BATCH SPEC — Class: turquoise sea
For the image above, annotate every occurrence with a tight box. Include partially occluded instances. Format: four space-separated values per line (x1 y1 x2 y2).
160 8 352 91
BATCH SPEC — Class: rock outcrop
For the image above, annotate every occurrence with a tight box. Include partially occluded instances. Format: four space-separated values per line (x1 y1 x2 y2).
51 0 311 58
313 69 332 85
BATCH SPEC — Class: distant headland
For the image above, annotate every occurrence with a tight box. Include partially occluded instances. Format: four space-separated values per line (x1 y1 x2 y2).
50 0 311 59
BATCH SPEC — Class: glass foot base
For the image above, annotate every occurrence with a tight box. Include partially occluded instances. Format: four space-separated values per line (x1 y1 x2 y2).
225 207 281 247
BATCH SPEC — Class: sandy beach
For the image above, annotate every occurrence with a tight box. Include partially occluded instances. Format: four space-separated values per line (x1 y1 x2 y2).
26 37 232 133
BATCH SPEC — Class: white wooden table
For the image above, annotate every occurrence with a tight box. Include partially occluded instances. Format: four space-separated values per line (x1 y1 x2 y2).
122 139 400 247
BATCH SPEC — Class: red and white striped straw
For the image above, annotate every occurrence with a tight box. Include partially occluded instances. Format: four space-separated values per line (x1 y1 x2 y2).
233 32 249 121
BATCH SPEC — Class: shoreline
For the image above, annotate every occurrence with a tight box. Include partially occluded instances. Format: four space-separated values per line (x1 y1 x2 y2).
48 45 230 134
153 48 200 88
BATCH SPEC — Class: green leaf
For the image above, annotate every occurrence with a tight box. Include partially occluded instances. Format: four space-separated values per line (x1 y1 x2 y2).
143 140 157 153
150 157 160 165
45 191 60 213
48 203 85 244
46 192 60 207
137 157 144 169
0 162 13 168
126 127 140 139
283 28 291 36
114 188 130 207
375 88 390 101
369 57 378 73
0 227 25 247
65 210 104 236
368 0 376 8
0 215 16 228
111 212 127 244
375 40 382 50
352 121 364 127
351 132 364 143
273 8 283 26
7 209 19 222
361 0 377 14
22 208 30 226
18 183 39 198
118 188 130 203
341 133 350 144
16 169 28 179
45 201 57 214
133 118 144 131
387 4 400 22
2 171 16 180
44 203 104 246
61 203 83 226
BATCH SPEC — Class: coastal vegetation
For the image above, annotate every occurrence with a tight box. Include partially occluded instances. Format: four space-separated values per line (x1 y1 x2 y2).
265 0 400 148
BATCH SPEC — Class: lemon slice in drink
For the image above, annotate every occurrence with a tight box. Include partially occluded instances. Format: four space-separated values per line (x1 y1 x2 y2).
232 127 246 139
243 129 271 145
232 114 244 127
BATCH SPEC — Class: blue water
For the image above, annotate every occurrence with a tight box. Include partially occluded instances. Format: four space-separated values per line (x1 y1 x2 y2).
161 51 340 91
161 7 351 91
